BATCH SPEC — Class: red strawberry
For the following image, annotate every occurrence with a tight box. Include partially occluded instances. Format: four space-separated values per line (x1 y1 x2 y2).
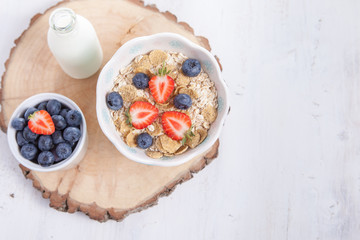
28 110 55 135
149 64 174 103
128 101 159 129
161 111 192 141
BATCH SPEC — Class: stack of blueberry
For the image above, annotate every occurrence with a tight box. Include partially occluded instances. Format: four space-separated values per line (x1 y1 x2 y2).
11 99 83 167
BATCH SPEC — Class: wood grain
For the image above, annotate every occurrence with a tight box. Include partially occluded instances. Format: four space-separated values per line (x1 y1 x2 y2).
0 0 220 222
3 0 360 238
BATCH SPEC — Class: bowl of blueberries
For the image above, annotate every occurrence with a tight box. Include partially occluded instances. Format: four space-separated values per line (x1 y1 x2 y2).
7 93 88 172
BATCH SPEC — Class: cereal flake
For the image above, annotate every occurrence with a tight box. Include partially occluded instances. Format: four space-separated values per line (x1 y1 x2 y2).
186 132 201 149
149 50 168 66
119 85 137 102
146 150 163 159
159 135 182 153
125 132 137 147
175 73 190 86
201 105 217 123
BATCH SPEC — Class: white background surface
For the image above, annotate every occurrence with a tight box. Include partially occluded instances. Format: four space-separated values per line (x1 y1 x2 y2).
1 0 360 239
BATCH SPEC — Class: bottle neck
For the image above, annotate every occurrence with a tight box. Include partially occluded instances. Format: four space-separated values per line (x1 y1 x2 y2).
49 8 77 34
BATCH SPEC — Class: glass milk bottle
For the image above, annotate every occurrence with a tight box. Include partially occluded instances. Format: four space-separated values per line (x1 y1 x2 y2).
47 8 103 79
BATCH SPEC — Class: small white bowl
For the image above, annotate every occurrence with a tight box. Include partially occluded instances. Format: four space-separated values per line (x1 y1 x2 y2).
96 32 229 167
7 93 88 172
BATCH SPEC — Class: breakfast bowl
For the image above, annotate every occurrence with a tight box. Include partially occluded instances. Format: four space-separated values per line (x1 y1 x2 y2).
7 93 88 172
96 32 229 167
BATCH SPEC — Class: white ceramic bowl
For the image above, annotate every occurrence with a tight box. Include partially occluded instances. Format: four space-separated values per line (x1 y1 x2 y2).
7 93 88 172
96 32 229 167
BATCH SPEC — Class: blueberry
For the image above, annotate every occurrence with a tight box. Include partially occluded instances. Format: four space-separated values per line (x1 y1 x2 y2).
24 107 38 120
136 133 153 149
52 130 65 145
52 115 67 130
60 108 70 118
66 140 77 148
56 142 72 159
46 99 61 115
65 110 82 126
106 92 123 110
37 151 55 167
132 73 150 89
51 148 63 163
11 118 26 130
37 101 48 111
20 143 38 160
174 94 192 110
23 126 38 142
182 59 201 77
16 131 29 147
38 135 54 151
63 127 81 143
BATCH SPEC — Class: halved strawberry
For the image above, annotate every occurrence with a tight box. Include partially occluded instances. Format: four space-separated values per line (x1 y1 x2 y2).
28 110 55 135
128 101 159 129
149 64 174 103
161 111 192 141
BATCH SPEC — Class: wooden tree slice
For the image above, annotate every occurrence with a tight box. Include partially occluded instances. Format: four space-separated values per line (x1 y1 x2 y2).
0 0 220 221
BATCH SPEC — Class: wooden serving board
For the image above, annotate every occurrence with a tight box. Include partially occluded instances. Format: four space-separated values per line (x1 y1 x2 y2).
0 0 220 222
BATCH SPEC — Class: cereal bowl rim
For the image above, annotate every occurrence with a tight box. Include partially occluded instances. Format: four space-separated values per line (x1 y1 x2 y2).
96 32 229 166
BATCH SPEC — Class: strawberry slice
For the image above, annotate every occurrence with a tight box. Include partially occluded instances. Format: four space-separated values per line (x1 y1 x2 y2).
28 110 55 135
161 111 192 141
128 101 159 129
149 64 174 103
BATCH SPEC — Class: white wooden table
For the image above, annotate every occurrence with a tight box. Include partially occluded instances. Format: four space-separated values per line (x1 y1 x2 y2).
1 0 360 239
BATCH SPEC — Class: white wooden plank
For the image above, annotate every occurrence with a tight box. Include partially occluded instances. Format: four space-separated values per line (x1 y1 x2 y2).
1 0 360 239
